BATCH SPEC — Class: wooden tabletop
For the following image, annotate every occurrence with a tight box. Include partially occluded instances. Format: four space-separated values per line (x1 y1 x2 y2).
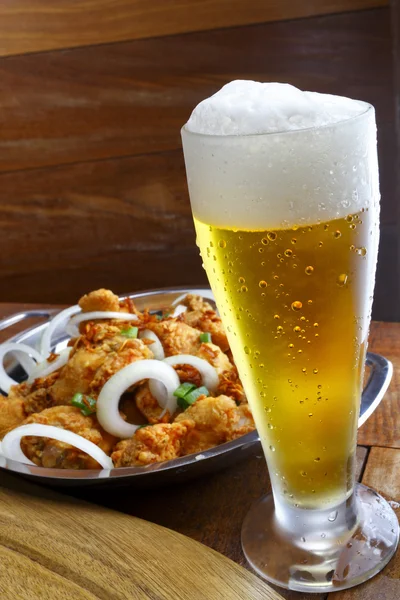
0 303 399 600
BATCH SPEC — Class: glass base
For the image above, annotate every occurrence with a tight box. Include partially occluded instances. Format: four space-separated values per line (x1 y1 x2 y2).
241 483 399 593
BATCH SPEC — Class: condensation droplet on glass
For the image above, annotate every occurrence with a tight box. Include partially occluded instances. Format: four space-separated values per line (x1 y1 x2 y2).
244 346 251 355
218 240 226 248
284 249 293 258
269 445 276 452
241 285 248 293
293 326 301 333
291 301 302 311
328 511 338 522
267 232 277 241
259 280 267 288
261 237 269 245
305 266 314 275
313 368 319 374
337 273 348 287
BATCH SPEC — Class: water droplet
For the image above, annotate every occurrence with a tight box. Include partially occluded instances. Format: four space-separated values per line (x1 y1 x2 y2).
300 316 306 322
269 445 275 452
288 343 294 349
314 457 321 462
284 249 293 258
346 215 353 223
277 326 283 333
302 368 307 373
328 511 338 522
305 266 314 275
218 239 226 248
309 413 313 417
241 285 248 293
350 224 356 230
313 368 319 374
301 536 306 543
337 274 348 286
258 247 264 253
357 247 367 257
324 224 329 231
267 423 274 430
288 379 292 384
300 472 307 478
261 237 268 245
334 230 341 239
210 241 214 247
244 346 251 355
259 280 267 288
321 533 326 538
239 276 245 284
293 326 301 333
308 300 313 305
318 384 322 389
291 238 297 245
318 241 323 247
291 301 302 311
267 232 277 241
298 349 302 354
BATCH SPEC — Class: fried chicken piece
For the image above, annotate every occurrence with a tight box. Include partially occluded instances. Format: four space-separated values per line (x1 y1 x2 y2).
135 384 171 424
0 392 26 439
79 288 120 313
175 395 255 455
146 320 202 357
112 420 194 467
20 406 117 469
182 294 229 352
196 342 234 377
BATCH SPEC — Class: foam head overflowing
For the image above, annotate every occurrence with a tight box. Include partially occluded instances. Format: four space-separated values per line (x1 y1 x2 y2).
185 81 367 136
181 80 378 230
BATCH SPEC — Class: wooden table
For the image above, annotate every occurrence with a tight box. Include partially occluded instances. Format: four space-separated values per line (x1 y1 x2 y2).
0 303 399 600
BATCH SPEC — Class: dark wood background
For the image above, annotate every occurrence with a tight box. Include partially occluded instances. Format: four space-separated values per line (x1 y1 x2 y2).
0 0 397 322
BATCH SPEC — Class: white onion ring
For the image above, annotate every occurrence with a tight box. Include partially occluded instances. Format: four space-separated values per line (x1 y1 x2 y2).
27 348 72 384
170 304 187 318
139 329 165 360
0 343 44 394
163 354 219 392
1 424 113 469
148 379 168 408
66 311 139 338
97 360 180 438
40 305 81 357
170 293 188 307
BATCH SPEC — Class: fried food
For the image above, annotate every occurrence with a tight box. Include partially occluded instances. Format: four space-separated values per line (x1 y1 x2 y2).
21 406 117 469
0 288 256 470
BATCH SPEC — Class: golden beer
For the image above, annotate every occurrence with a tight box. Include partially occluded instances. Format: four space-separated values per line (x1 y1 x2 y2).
195 210 375 508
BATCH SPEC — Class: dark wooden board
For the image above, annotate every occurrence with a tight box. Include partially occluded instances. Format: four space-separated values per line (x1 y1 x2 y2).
0 0 387 58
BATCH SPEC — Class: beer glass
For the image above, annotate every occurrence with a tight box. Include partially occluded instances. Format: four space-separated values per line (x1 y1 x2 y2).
181 101 399 592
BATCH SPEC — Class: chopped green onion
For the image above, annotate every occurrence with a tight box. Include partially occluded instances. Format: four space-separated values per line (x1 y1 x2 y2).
199 332 212 343
177 385 209 409
120 326 138 338
71 393 97 416
173 382 197 399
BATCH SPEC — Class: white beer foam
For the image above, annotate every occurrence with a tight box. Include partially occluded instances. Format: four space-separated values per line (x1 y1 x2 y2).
182 81 379 229
185 81 366 136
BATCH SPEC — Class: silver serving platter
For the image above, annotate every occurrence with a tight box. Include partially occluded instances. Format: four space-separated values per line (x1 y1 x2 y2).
0 287 393 488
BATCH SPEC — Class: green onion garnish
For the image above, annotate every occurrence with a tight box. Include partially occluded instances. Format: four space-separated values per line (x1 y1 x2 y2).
173 382 197 399
199 332 212 343
71 393 97 416
120 326 138 338
176 385 209 409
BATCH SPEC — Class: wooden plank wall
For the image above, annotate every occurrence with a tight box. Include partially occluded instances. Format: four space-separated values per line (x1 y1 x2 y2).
0 0 397 323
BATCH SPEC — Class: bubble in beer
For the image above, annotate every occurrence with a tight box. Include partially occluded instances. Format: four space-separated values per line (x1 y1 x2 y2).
337 273 348 286
302 368 307 373
277 326 283 333
334 230 341 239
313 369 319 374
350 224 356 230
357 247 367 256
240 285 248 293
284 249 293 258
267 232 277 241
288 343 294 348
309 413 313 417
305 266 314 275
267 423 274 430
259 280 267 288
258 248 264 253
218 240 226 248
261 237 269 245
314 457 321 462
244 346 251 355
291 238 297 244
300 472 307 478
318 241 323 247
291 301 302 311
239 276 245 284
300 316 306 322
273 275 279 280
269 445 276 452
314 323 319 327
324 224 329 231
293 326 301 333
346 215 353 222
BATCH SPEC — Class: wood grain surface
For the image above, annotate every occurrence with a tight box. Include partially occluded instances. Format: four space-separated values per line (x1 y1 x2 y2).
0 0 388 58
0 471 284 600
0 9 392 174
358 322 400 448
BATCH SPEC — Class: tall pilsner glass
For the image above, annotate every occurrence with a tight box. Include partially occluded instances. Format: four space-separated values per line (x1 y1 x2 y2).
182 97 399 592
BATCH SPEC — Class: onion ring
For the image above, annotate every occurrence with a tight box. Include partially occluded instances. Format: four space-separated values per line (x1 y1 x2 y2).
0 343 44 394
40 305 81 357
27 348 72 384
97 360 180 438
139 329 165 360
170 304 187 318
66 311 139 338
163 354 219 392
1 424 113 469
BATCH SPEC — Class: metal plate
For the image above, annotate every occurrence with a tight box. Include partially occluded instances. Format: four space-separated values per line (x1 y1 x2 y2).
0 287 393 488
